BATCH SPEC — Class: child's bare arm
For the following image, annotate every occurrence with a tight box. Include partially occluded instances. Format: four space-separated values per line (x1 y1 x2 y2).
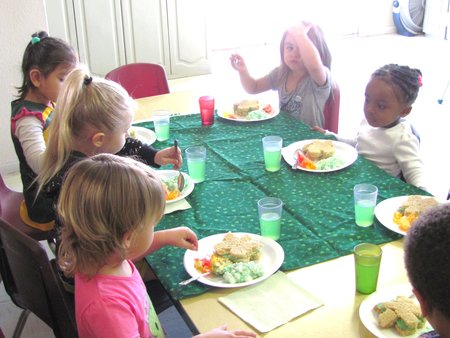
141 226 198 257
230 53 271 94
289 22 327 86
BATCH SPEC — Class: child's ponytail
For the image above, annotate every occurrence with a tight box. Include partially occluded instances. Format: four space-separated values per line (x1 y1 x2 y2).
37 67 91 191
37 65 135 192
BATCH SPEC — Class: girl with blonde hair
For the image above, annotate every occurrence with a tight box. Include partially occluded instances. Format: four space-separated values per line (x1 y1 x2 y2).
230 21 333 128
58 154 256 338
32 65 181 224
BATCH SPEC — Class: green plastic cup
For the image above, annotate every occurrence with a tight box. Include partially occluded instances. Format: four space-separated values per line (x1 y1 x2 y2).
262 136 283 172
354 243 382 294
153 110 170 142
185 146 206 183
353 184 378 227
257 197 283 240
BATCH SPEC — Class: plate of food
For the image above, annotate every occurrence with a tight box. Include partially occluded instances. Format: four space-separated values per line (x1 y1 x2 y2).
217 99 279 122
129 126 156 145
157 170 195 204
359 283 434 337
183 232 284 288
282 139 358 172
374 195 440 236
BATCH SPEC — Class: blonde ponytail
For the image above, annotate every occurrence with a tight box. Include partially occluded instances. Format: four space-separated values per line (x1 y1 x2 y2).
37 65 135 193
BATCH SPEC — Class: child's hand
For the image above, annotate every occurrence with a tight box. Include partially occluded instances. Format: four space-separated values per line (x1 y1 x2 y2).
155 146 182 169
146 227 198 255
166 226 198 251
195 324 256 338
311 126 326 134
230 54 247 72
289 21 312 37
300 20 313 32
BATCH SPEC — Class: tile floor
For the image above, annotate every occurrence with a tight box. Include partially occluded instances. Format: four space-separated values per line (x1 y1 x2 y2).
1 33 450 337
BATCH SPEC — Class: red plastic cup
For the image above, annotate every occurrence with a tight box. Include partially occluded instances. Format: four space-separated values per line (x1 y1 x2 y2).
199 96 215 126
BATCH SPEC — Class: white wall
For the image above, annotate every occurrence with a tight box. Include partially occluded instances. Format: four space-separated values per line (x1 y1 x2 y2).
207 0 396 50
358 0 397 36
0 0 48 174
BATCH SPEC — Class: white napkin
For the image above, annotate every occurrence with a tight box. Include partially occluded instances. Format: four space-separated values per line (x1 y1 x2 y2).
164 199 191 214
218 271 323 332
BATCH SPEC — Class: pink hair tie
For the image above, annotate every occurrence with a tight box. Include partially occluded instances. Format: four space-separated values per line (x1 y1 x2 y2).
418 75 423 87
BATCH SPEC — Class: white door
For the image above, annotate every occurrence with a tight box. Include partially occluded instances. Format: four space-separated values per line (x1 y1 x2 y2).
72 0 126 76
121 0 170 68
166 0 211 78
44 0 78 46
45 0 210 78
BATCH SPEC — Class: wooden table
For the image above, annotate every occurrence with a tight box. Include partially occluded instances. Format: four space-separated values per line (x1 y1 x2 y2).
135 91 416 338
180 240 408 338
134 90 202 122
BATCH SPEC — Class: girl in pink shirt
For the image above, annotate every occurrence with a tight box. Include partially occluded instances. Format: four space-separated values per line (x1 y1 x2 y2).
57 154 256 338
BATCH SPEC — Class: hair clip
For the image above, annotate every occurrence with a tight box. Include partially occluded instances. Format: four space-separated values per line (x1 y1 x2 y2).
31 36 41 45
418 75 423 87
84 76 93 85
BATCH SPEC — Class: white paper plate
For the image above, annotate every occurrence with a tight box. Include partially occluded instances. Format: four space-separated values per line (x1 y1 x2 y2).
183 232 284 288
282 139 358 172
157 170 195 204
375 195 444 236
359 283 433 338
217 106 279 122
130 126 156 145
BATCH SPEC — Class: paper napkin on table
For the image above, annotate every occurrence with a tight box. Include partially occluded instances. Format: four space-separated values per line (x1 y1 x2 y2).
164 199 191 214
218 271 323 333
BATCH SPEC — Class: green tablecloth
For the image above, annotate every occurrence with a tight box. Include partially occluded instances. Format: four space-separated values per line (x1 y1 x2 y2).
139 112 426 300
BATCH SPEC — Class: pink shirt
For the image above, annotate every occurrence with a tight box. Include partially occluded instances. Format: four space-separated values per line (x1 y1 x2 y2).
75 261 164 338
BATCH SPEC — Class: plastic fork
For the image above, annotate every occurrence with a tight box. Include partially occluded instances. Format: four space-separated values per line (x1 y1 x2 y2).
179 272 211 286
174 139 185 191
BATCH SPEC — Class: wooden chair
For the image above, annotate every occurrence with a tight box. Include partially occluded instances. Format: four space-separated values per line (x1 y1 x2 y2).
0 175 53 241
323 82 340 133
105 63 170 99
0 217 77 338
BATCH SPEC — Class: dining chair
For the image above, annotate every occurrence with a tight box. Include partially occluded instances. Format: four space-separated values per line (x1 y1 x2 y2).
105 63 170 99
0 174 53 241
0 217 77 338
323 81 340 134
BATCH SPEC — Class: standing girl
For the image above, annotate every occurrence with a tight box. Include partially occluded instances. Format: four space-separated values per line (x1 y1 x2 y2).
33 66 181 225
10 31 78 229
58 154 256 338
314 64 426 189
230 21 332 128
